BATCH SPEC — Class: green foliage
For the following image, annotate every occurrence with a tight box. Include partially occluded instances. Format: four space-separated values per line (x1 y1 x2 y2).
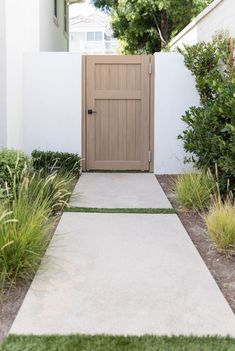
31 150 81 175
93 0 213 53
0 167 75 287
0 149 30 188
179 36 235 192
204 200 235 253
173 172 215 210
1 335 235 351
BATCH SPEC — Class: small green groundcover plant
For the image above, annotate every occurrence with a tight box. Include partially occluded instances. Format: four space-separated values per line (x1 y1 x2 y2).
178 34 235 193
0 149 30 187
1 335 235 351
32 150 81 175
173 171 215 210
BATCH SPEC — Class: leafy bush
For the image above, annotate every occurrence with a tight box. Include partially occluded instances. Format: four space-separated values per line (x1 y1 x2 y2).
32 150 81 175
0 167 75 287
0 149 30 187
178 35 235 192
173 172 215 210
204 200 235 253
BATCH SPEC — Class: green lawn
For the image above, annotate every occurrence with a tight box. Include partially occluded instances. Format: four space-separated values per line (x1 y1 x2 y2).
64 207 176 214
1 335 235 351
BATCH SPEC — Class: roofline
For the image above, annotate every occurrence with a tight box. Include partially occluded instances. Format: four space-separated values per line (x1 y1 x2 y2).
68 0 85 4
169 0 224 47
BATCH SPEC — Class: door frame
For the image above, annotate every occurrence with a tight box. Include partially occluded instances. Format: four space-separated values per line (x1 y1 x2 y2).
81 55 155 172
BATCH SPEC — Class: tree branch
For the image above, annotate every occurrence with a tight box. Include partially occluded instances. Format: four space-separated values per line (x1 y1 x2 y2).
152 13 167 47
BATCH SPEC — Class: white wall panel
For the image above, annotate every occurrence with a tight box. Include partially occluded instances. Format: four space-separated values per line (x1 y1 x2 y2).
23 53 82 155
154 53 200 174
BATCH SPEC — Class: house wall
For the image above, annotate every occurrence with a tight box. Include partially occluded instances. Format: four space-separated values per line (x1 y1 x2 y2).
0 0 7 147
2 0 68 151
170 0 235 49
39 0 68 51
23 53 82 155
5 0 40 150
154 53 200 174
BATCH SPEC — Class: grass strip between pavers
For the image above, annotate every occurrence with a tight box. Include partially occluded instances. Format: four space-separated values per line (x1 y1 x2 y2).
1 335 235 351
64 207 176 214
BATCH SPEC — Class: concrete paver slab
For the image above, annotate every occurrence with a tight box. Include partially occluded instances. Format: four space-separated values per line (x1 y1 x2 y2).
10 213 235 337
69 173 172 209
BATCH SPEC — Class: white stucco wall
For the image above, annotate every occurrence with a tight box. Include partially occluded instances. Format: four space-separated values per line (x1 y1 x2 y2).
40 0 68 52
154 53 200 174
5 0 40 150
2 0 68 151
23 53 82 155
23 52 199 173
0 0 7 147
170 0 235 49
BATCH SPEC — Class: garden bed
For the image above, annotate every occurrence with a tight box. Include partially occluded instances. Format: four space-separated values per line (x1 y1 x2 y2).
0 148 81 342
0 212 63 341
157 175 235 314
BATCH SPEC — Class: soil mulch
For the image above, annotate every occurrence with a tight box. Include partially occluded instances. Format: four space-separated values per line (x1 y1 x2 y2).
157 175 235 314
0 284 30 341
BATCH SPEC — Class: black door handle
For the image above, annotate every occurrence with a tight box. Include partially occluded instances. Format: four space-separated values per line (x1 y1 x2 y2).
88 109 97 115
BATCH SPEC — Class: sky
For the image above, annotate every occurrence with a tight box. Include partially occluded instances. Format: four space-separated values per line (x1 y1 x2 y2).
69 0 106 18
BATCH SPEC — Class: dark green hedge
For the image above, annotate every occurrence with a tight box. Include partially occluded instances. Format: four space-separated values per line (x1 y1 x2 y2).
31 150 81 174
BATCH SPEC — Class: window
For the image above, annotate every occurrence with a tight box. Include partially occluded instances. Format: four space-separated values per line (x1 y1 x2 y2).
53 0 59 25
86 32 103 41
64 0 69 35
104 33 111 41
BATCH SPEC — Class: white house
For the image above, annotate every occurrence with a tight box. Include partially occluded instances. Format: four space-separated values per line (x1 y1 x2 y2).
70 1 119 54
0 0 79 150
170 0 235 49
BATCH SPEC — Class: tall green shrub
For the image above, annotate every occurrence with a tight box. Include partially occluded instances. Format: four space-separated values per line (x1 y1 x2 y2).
178 35 235 192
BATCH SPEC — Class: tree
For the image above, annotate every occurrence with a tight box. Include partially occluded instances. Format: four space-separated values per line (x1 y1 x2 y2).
93 0 213 53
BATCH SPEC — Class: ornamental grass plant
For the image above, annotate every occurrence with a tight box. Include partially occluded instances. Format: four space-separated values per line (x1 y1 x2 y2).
204 199 235 253
173 171 215 210
0 165 75 288
204 174 235 254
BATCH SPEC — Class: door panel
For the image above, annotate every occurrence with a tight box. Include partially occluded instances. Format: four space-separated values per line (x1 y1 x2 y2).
86 55 151 171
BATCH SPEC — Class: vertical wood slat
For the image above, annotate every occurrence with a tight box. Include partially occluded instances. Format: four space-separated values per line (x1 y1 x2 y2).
228 37 234 77
149 55 155 173
85 55 152 171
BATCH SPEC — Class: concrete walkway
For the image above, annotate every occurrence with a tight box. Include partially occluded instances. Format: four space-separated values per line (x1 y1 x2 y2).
10 173 235 337
70 173 172 208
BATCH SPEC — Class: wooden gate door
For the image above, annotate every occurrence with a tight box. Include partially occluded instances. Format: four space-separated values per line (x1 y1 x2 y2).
84 55 152 171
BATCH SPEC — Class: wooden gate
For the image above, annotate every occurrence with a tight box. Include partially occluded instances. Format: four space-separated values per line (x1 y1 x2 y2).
83 55 154 171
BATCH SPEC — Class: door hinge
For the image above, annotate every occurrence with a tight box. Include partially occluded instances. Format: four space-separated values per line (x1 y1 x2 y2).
149 151 152 163
148 63 152 75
